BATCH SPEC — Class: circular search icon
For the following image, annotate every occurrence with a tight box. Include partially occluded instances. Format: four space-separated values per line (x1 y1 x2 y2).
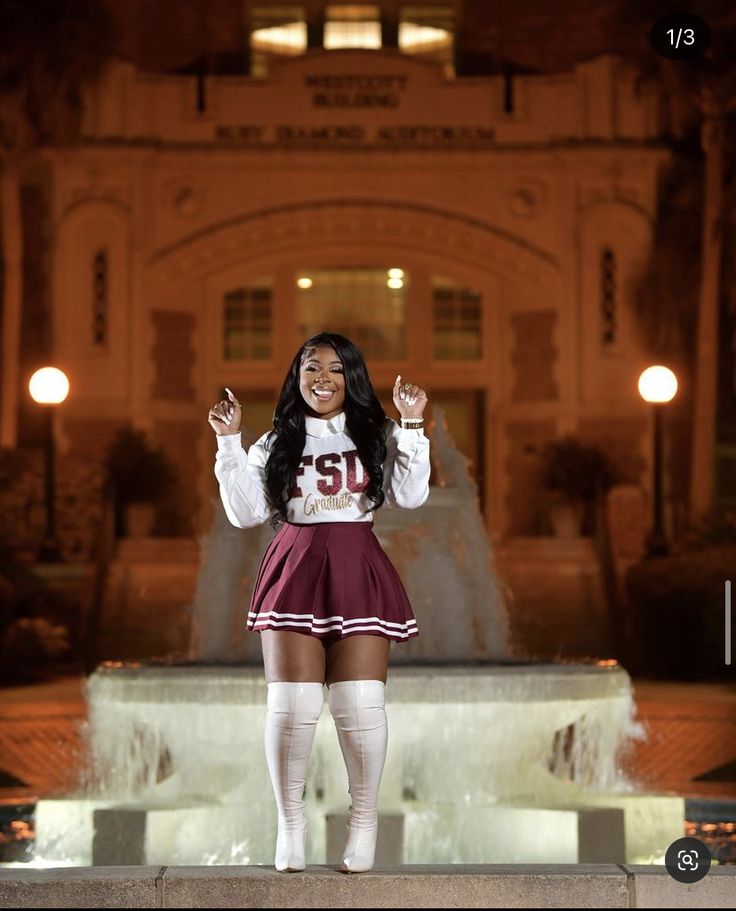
665 836 711 883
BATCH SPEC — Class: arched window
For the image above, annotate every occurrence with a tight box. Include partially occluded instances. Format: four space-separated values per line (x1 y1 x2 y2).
92 249 108 347
600 246 617 347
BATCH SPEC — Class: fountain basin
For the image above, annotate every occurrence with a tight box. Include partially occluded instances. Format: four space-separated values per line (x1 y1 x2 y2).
33 663 683 866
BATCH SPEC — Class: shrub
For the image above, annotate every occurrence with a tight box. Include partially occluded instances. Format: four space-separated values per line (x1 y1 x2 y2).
0 532 75 683
541 436 620 504
625 545 734 680
103 426 176 504
676 507 736 551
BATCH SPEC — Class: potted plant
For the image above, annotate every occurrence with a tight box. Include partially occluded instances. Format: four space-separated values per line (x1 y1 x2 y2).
103 427 177 538
540 436 618 537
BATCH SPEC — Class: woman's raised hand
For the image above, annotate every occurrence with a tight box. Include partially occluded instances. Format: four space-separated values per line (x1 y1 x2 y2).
208 387 242 436
393 374 427 420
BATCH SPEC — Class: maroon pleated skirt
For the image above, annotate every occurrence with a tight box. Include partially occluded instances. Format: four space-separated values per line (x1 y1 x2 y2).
247 520 419 642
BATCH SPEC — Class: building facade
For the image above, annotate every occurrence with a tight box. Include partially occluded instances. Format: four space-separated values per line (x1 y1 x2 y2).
14 36 671 542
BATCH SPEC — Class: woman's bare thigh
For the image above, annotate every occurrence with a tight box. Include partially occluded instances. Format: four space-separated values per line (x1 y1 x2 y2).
260 629 327 684
324 635 391 686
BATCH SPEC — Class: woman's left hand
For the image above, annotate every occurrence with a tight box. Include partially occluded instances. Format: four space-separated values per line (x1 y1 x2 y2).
393 374 428 420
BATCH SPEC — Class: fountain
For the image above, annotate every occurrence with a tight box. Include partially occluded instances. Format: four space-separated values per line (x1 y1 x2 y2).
33 408 684 866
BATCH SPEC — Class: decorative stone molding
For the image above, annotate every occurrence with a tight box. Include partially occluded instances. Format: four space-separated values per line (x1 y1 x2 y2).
57 164 129 217
160 176 204 218
504 419 557 536
147 199 560 288
508 178 548 219
510 311 559 402
151 311 197 401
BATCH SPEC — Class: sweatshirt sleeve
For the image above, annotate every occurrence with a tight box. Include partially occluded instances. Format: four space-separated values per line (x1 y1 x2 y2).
382 418 431 509
214 431 272 528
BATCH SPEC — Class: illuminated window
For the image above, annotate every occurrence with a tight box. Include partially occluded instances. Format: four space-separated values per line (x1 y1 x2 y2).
250 6 306 78
223 279 273 360
432 275 482 359
324 5 381 49
399 6 453 72
297 267 407 358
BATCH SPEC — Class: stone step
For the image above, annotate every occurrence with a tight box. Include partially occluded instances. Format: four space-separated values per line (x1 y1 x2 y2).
0 864 733 908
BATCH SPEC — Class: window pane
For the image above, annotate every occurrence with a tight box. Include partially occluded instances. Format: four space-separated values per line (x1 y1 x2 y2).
296 267 407 359
432 275 482 360
325 5 381 48
250 6 306 78
399 5 454 72
223 278 273 361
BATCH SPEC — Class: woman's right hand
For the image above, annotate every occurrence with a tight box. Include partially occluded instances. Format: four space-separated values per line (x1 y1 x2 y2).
208 388 242 436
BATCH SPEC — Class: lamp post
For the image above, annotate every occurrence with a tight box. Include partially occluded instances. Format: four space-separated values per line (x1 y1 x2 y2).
29 367 70 563
638 366 678 557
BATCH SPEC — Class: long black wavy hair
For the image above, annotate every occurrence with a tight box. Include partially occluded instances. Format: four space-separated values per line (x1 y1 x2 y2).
262 333 389 530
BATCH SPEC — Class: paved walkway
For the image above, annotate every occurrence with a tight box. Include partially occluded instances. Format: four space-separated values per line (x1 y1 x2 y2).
0 675 86 803
621 679 736 801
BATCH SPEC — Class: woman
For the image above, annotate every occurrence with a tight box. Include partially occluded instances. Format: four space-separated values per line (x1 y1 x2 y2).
208 332 430 874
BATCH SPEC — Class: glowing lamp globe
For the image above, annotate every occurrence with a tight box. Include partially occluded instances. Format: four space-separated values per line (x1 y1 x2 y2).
29 367 70 405
638 366 677 404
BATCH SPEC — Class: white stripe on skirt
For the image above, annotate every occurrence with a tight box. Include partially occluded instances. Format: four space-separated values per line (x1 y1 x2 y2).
248 609 418 638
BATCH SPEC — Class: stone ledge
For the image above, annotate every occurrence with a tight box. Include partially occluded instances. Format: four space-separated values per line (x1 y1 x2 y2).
0 864 734 908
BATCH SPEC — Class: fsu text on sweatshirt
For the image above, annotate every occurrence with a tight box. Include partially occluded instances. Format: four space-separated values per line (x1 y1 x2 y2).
214 409 430 527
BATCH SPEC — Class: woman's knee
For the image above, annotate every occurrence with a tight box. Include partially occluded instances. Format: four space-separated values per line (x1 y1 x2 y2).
261 629 327 683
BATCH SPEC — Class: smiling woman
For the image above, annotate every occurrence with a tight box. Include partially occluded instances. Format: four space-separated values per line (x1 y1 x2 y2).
209 330 430 873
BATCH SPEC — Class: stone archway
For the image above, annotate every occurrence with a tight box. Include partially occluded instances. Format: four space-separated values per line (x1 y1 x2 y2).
147 198 560 288
145 199 562 537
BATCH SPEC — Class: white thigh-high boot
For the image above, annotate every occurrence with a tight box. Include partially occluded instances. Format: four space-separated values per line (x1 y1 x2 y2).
264 681 325 872
328 680 388 873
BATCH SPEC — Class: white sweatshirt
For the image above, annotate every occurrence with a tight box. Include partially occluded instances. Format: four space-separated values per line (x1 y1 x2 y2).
214 409 430 528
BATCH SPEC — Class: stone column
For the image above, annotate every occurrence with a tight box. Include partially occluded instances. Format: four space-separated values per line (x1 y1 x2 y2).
306 10 325 49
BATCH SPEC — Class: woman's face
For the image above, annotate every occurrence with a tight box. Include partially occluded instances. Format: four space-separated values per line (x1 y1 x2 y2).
299 346 346 420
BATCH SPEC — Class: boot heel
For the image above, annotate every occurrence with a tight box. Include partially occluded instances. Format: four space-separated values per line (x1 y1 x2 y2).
341 820 378 873
275 818 309 872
